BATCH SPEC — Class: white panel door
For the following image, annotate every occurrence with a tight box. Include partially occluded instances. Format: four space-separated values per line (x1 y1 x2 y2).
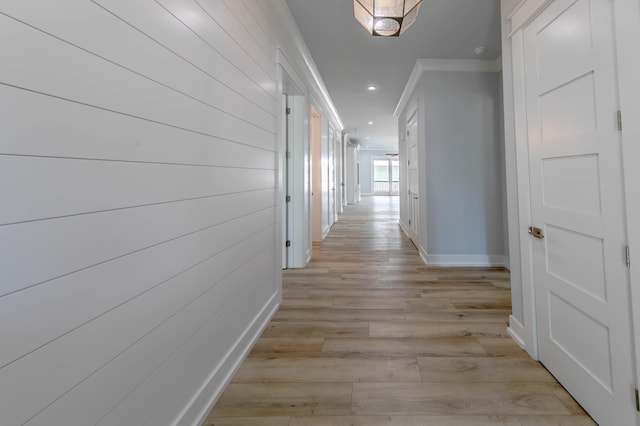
406 113 419 246
524 0 637 424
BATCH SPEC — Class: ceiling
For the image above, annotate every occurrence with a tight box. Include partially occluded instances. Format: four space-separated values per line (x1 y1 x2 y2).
284 0 502 151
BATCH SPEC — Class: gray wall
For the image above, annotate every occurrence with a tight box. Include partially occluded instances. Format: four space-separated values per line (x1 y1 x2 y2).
421 71 505 257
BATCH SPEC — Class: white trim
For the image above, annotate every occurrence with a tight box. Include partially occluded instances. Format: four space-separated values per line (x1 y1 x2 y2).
395 59 502 117
510 27 538 359
398 222 506 267
269 2 344 131
399 218 411 237
614 0 640 399
507 0 554 37
421 252 508 267
495 55 503 72
370 157 399 195
178 294 280 426
500 0 526 352
418 58 502 73
507 315 529 352
322 224 331 239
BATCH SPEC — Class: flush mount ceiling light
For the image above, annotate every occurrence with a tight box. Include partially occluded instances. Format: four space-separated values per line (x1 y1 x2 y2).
353 0 423 37
473 46 487 56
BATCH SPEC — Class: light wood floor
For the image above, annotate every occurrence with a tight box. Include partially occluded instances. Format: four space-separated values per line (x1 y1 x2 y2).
205 196 596 426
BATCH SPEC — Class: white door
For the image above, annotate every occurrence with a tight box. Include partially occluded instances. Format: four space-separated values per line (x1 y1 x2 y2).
524 0 637 424
406 113 419 246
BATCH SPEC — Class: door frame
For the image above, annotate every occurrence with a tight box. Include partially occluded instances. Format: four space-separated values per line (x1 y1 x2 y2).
506 0 640 399
277 50 312 268
371 157 399 195
614 0 640 400
404 107 420 247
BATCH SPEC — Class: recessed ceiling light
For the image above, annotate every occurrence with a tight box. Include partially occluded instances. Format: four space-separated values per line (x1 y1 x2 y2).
368 121 374 125
366 136 371 139
367 85 377 91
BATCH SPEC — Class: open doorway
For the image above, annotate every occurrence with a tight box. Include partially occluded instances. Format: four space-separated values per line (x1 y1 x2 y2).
279 67 311 269
372 158 399 195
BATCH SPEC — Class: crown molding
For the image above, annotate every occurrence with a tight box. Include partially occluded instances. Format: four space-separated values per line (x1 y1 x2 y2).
270 0 344 130
394 58 501 117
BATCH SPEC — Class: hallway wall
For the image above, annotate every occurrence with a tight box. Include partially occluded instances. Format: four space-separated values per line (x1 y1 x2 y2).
421 71 504 260
397 63 506 266
0 1 340 425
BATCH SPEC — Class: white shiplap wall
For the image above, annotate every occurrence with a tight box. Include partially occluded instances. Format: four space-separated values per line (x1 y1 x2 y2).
0 0 337 424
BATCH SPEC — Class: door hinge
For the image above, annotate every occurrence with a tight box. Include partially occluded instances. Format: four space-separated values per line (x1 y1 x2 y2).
286 195 291 203
286 107 291 115
626 245 631 267
635 388 639 411
285 240 291 247
617 110 622 131
286 151 291 159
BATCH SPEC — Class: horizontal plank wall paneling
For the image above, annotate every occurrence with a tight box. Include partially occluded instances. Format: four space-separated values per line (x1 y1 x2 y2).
1 85 276 166
0 0 322 423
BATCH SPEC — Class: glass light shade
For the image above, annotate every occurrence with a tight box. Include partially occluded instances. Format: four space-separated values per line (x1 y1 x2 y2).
353 0 422 36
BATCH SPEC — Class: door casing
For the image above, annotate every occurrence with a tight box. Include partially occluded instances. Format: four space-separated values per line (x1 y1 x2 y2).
507 0 640 423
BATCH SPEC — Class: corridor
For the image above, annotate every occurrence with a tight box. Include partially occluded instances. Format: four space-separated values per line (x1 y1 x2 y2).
205 197 595 425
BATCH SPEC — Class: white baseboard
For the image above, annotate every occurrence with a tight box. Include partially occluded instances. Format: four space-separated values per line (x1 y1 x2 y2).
399 224 507 268
179 293 280 426
421 251 507 267
398 219 411 237
322 225 331 239
503 256 510 270
507 315 529 351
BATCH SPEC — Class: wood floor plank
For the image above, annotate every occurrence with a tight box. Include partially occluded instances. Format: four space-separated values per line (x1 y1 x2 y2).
248 338 325 358
273 308 406 322
321 337 488 358
517 416 598 425
203 417 291 426
288 415 522 426
405 309 512 323
477 337 529 357
209 383 352 417
261 320 369 338
553 385 591 415
204 196 595 425
370 321 509 338
231 357 421 383
417 356 556 383
332 297 455 311
351 382 572 416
